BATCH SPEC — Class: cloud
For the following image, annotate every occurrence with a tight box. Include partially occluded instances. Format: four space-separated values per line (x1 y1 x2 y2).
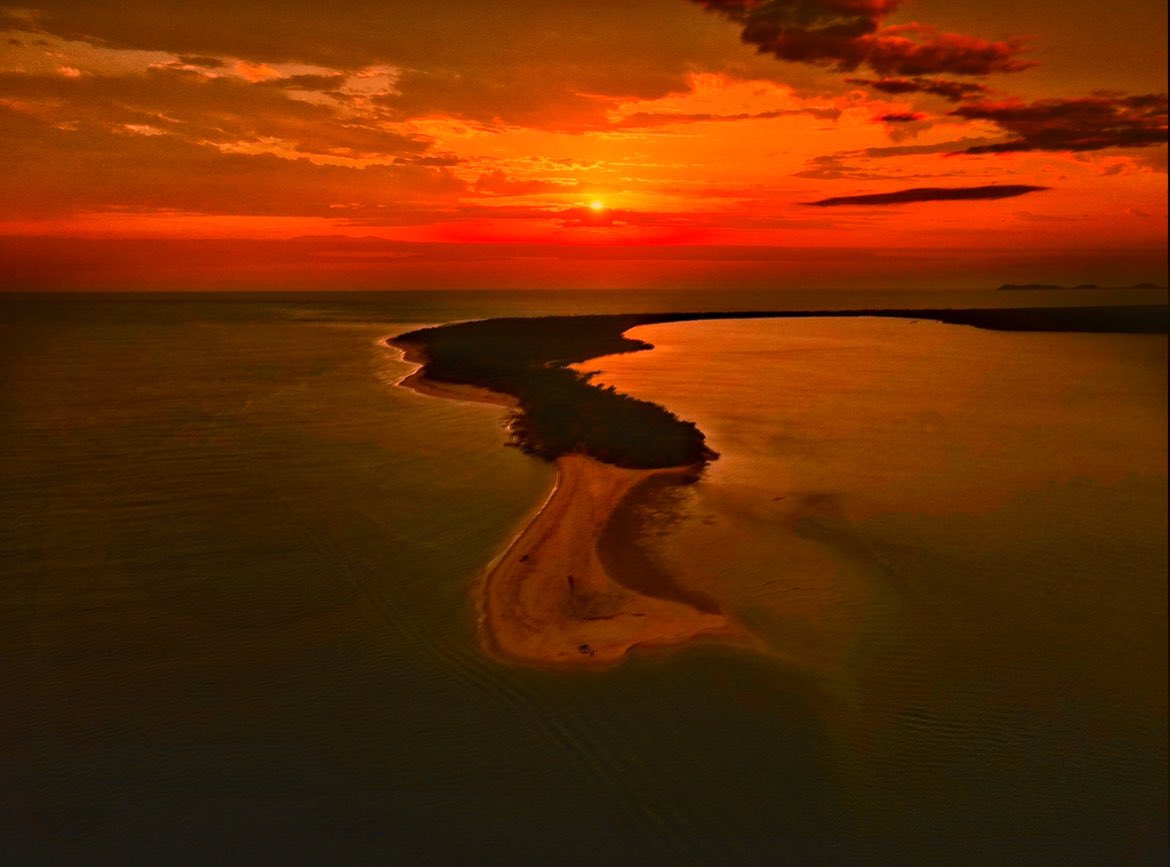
0 102 464 220
256 73 347 92
950 94 1169 153
794 154 905 180
473 169 575 197
805 184 1048 206
794 137 1001 178
398 153 463 167
859 137 1001 157
846 76 989 102
691 1 1033 77
877 112 925 123
0 68 432 161
610 106 840 130
2 1 747 131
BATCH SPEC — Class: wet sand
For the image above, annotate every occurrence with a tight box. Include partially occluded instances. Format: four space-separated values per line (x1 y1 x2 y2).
391 337 736 667
475 454 736 667
392 341 518 409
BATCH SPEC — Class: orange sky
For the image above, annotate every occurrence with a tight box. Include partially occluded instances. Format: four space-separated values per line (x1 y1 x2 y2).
0 0 1165 290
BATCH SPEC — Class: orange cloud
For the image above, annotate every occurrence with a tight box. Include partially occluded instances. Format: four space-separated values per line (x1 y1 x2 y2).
0 1 1164 288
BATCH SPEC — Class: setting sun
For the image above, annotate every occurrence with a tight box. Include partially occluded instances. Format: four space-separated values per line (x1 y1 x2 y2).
0 2 1165 863
0 0 1164 292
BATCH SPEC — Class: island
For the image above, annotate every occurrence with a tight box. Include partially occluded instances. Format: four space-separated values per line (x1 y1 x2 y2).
390 304 1168 667
998 282 1167 291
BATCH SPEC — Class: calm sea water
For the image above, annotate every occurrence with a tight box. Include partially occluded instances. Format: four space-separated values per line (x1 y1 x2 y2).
584 317 1168 863
1 290 1166 865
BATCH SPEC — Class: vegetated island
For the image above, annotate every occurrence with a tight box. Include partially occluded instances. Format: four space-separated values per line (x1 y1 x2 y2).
390 304 1168 668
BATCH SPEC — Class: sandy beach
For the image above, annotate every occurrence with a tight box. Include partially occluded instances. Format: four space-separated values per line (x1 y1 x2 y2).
392 340 519 409
475 453 736 666
391 337 737 667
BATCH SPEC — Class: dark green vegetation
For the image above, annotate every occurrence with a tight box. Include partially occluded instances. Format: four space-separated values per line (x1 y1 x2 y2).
394 315 715 468
393 304 1167 469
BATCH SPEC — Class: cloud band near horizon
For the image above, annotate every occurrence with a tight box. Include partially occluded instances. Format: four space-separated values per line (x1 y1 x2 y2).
805 184 1049 207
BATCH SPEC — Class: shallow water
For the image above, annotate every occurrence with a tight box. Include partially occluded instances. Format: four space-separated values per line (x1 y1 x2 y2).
1 292 1166 865
583 317 1168 862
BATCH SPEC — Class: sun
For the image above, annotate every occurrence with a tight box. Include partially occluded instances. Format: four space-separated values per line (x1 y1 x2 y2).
589 199 605 212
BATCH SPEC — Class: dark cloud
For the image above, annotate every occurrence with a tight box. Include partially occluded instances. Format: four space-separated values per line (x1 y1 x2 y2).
794 151 975 180
795 137 1001 178
846 76 989 102
950 94 1169 153
805 184 1047 206
877 112 925 123
691 1 1033 77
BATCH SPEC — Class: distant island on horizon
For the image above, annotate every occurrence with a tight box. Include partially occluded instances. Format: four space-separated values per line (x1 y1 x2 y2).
998 282 1167 291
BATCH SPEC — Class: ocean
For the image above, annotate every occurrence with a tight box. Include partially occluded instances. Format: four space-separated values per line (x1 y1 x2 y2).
2 290 1166 865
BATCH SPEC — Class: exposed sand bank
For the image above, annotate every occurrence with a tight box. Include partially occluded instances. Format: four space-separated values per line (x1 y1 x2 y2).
391 335 739 667
475 454 736 667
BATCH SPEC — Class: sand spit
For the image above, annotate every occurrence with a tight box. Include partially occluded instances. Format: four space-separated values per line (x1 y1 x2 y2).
476 454 735 667
391 337 735 667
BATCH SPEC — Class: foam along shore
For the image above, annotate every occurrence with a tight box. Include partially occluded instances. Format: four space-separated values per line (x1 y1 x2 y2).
393 341 518 408
476 453 734 667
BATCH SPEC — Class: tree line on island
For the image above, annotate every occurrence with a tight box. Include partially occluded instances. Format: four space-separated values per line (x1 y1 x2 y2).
394 315 715 468
392 305 1167 470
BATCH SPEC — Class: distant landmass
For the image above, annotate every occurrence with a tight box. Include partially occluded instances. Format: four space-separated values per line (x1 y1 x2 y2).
998 283 1166 291
393 304 1168 470
391 302 1170 670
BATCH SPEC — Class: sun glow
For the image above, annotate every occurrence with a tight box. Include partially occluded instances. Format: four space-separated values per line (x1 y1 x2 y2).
590 199 605 212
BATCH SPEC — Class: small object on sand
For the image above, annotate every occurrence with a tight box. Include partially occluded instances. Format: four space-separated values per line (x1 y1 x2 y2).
578 643 594 656
519 554 529 562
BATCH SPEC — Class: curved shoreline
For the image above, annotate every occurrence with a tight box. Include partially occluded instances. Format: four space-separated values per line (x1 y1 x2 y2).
475 454 736 667
391 339 738 667
386 303 1166 667
392 341 519 408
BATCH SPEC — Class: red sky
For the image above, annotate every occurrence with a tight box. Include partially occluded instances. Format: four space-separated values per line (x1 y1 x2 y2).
0 0 1166 290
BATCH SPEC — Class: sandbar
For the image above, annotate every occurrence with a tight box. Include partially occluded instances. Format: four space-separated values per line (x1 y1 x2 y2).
393 340 734 666
475 453 736 667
